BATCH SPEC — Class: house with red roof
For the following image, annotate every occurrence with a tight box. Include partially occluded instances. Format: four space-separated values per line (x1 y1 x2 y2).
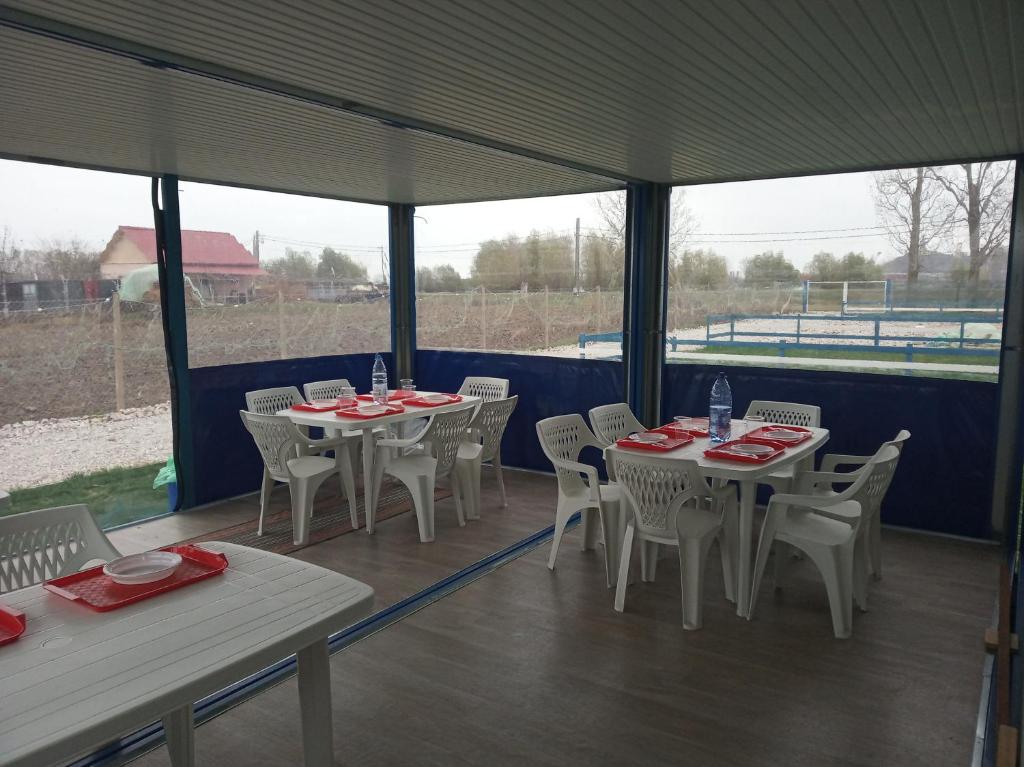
99 226 265 302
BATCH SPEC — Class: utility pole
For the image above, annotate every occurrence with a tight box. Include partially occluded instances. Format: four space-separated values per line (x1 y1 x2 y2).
0 227 8 317
252 230 260 262
574 217 581 295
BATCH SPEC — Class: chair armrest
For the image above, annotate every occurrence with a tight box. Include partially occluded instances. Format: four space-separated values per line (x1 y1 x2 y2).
556 458 600 489
819 453 871 473
376 432 425 450
793 468 865 495
768 490 855 510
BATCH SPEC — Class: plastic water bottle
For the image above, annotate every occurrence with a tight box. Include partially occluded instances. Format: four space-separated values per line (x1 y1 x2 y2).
709 372 732 443
371 353 388 405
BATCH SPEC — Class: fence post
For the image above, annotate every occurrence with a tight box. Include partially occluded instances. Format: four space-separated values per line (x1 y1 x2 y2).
796 315 801 343
729 316 735 343
277 289 287 359
959 320 966 349
112 290 125 411
905 343 913 364
778 340 786 357
874 319 881 347
481 286 487 350
544 285 550 348
802 280 809 313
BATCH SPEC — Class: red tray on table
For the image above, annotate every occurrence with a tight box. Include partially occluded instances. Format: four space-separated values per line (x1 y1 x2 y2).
404 394 464 408
704 439 785 464
43 545 228 612
336 403 406 419
744 424 812 448
291 399 341 413
616 431 694 452
0 602 26 646
355 390 417 403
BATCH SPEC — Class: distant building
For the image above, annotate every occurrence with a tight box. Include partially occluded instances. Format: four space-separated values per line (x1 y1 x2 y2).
99 226 266 302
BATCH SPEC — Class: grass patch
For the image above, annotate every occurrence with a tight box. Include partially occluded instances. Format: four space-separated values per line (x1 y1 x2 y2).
4 462 170 530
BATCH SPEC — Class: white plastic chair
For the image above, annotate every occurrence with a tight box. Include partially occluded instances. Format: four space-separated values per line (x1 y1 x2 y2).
457 376 510 402
743 400 822 494
248 385 359 528
0 505 121 593
369 405 476 542
806 430 910 583
456 395 518 517
748 447 898 638
588 403 646 447
303 377 369 479
240 410 353 545
607 451 737 629
536 414 622 587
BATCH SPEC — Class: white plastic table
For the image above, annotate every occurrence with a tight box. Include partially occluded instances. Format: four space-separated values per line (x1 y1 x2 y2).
282 393 481 532
606 420 829 618
0 542 375 767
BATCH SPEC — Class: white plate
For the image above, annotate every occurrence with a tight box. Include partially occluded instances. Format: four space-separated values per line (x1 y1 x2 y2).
420 393 451 403
630 432 669 443
763 428 803 441
729 443 775 455
103 551 182 585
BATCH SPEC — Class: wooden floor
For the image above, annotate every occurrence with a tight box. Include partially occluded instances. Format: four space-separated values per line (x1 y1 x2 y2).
123 469 999 767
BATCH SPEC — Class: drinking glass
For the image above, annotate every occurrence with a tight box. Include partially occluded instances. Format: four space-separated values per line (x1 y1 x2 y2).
400 378 416 391
337 385 357 408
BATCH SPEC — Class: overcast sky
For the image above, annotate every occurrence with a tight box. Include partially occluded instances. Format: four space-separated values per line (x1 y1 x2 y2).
0 157 902 279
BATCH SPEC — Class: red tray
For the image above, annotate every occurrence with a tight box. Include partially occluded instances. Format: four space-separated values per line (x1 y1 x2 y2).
355 390 417 402
291 399 341 412
745 424 812 448
404 394 464 408
43 545 228 612
616 432 694 452
335 404 406 419
704 439 785 464
0 602 26 647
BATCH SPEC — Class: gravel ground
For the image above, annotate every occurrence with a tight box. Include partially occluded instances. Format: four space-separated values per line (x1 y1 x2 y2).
0 403 173 490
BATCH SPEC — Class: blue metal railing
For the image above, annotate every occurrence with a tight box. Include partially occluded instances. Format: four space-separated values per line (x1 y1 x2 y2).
579 311 1002 363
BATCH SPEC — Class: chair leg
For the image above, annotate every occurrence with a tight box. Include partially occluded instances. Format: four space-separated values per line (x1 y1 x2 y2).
581 506 602 551
493 451 508 507
803 543 854 639
718 504 737 603
613 523 635 613
336 443 359 530
869 512 882 580
409 474 436 542
748 511 781 621
258 467 274 536
773 542 790 591
450 473 467 527
853 527 870 612
548 501 575 570
640 540 659 582
290 473 329 547
162 704 195 767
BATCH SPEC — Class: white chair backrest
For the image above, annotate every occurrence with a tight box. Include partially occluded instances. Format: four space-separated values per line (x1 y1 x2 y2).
588 403 645 447
458 377 510 402
239 410 300 481
470 395 518 462
856 444 902 518
246 386 303 414
303 378 352 402
887 429 911 454
421 406 476 476
536 414 602 497
0 504 120 593
608 452 710 538
745 400 821 428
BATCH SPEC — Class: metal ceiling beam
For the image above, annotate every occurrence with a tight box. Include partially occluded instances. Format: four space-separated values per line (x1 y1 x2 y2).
0 5 635 187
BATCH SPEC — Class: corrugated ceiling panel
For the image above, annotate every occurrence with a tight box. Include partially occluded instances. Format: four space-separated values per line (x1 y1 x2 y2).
1 0 1022 189
0 26 619 203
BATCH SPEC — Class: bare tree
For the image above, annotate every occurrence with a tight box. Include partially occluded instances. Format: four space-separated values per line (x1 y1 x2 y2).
873 168 950 284
928 162 1014 287
593 188 697 258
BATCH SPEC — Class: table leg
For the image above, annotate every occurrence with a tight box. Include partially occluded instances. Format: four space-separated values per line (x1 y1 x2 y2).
362 429 376 533
162 703 195 767
736 480 756 618
297 638 334 767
